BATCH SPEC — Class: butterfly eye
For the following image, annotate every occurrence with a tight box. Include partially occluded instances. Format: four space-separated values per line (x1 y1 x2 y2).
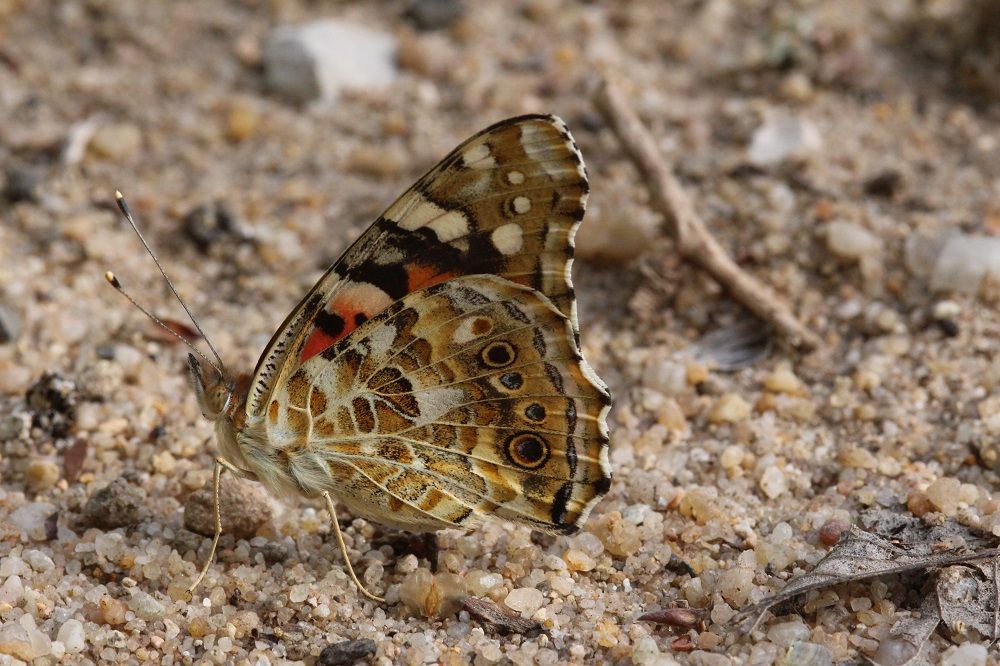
481 341 516 368
505 433 550 469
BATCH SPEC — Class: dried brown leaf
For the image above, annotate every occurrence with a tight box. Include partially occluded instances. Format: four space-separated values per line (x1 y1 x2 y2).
462 596 545 638
637 607 703 629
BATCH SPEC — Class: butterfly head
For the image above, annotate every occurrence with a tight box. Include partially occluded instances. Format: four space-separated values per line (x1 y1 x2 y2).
187 353 235 422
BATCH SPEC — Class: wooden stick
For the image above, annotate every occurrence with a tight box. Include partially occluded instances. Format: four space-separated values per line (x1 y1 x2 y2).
593 79 822 352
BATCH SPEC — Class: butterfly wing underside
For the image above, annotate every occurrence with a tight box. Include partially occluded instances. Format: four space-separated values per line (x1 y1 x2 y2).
260 275 611 534
244 115 589 421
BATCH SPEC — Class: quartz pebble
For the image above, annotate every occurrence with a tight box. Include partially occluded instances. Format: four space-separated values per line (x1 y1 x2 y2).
767 620 810 647
83 477 148 529
930 234 1000 294
708 394 751 424
748 113 823 166
56 619 85 654
24 459 60 492
942 643 987 666
825 221 881 261
263 20 398 104
0 621 35 660
504 587 544 615
925 477 961 516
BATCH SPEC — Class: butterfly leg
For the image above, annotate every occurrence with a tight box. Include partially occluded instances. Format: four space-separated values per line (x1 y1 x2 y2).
187 457 240 593
321 491 385 602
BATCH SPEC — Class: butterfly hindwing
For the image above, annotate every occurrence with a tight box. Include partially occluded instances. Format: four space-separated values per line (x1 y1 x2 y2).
245 115 589 420
260 275 611 535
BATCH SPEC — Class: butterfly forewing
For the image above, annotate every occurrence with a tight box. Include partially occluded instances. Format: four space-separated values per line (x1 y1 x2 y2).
245 115 589 420
260 275 611 535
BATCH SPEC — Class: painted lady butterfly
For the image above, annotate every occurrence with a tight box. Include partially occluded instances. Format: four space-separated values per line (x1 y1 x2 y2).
113 115 611 601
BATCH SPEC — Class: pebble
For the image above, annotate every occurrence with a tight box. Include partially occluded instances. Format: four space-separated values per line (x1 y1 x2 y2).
942 643 987 666
708 394 751 424
763 363 804 395
779 641 833 666
129 590 166 620
8 502 56 541
766 620 810 647
0 303 22 343
504 587 544 615
25 372 78 439
818 518 850 546
56 619 85 654
748 113 823 166
925 477 961 516
0 575 23 606
825 221 881 261
404 0 464 30
263 19 398 104
225 101 260 142
930 234 1000 294
24 549 54 572
563 548 596 572
99 595 128 625
630 636 661 665
0 621 35 660
759 466 788 498
184 475 271 540
88 123 142 160
717 567 754 606
319 638 377 666
82 477 148 529
24 459 60 493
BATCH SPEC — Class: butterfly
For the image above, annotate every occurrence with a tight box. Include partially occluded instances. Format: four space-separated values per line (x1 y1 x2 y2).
111 115 611 602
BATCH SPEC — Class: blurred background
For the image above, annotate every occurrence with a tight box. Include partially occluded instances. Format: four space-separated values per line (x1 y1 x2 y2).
2 1 1000 663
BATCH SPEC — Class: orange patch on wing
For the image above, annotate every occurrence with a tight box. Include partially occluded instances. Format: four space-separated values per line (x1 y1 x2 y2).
407 263 457 291
299 284 393 363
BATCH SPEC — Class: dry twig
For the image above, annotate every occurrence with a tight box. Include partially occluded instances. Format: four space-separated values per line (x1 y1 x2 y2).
593 79 822 352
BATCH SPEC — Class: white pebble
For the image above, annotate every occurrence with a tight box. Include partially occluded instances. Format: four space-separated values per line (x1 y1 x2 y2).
759 466 788 499
767 620 810 647
24 549 54 572
942 643 987 666
826 221 881 260
504 587 544 615
57 619 85 654
0 575 24 605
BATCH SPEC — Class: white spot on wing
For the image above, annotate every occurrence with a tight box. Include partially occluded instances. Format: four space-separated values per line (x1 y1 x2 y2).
491 223 523 256
513 196 531 214
426 210 470 242
462 143 495 169
507 170 525 185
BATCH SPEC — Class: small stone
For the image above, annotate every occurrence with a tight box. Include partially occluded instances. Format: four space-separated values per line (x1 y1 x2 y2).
319 638 377 666
504 587 544 615
263 19 398 104
404 0 464 30
8 502 56 541
818 519 849 546
767 620 810 647
152 450 176 475
863 170 902 198
225 102 260 142
24 549 54 572
2 166 40 204
184 475 271 540
182 201 242 254
465 570 502 596
708 394 751 424
720 445 745 470
779 642 833 666
718 566 755 607
24 459 60 493
630 636 660 665
563 548 596 572
763 363 804 395
0 575 23 606
0 304 22 343
399 568 462 617
0 621 35 660
99 595 127 625
925 477 961 516
759 466 787 499
942 643 987 666
25 372 78 438
930 234 1000 294
840 447 878 470
89 123 142 160
128 591 165 620
83 477 148 529
188 616 211 638
288 584 309 604
748 113 823 166
56 619 85 654
826 221 881 261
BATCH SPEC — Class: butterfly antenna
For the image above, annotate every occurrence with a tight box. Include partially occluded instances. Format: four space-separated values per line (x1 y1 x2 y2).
104 271 224 377
110 190 227 377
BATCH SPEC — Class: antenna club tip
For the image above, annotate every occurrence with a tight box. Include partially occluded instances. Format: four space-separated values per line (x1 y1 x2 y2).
115 190 124 200
104 271 121 289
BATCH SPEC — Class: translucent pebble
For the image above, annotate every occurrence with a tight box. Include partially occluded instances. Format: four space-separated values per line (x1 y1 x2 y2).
549 575 575 596
759 466 788 499
56 619 86 654
288 584 309 604
0 575 24 605
942 643 987 666
767 620 811 647
563 549 596 572
779 641 833 666
8 503 56 541
0 621 35 660
503 587 544 615
708 393 751 423
718 567 755 607
94 532 127 562
128 591 166 620
465 570 502 596
630 637 660 665
99 595 128 625
24 549 55 572
569 531 605 557
925 477 961 516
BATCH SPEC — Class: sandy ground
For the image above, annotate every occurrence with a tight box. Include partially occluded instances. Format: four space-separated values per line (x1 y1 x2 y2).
1 0 1000 664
